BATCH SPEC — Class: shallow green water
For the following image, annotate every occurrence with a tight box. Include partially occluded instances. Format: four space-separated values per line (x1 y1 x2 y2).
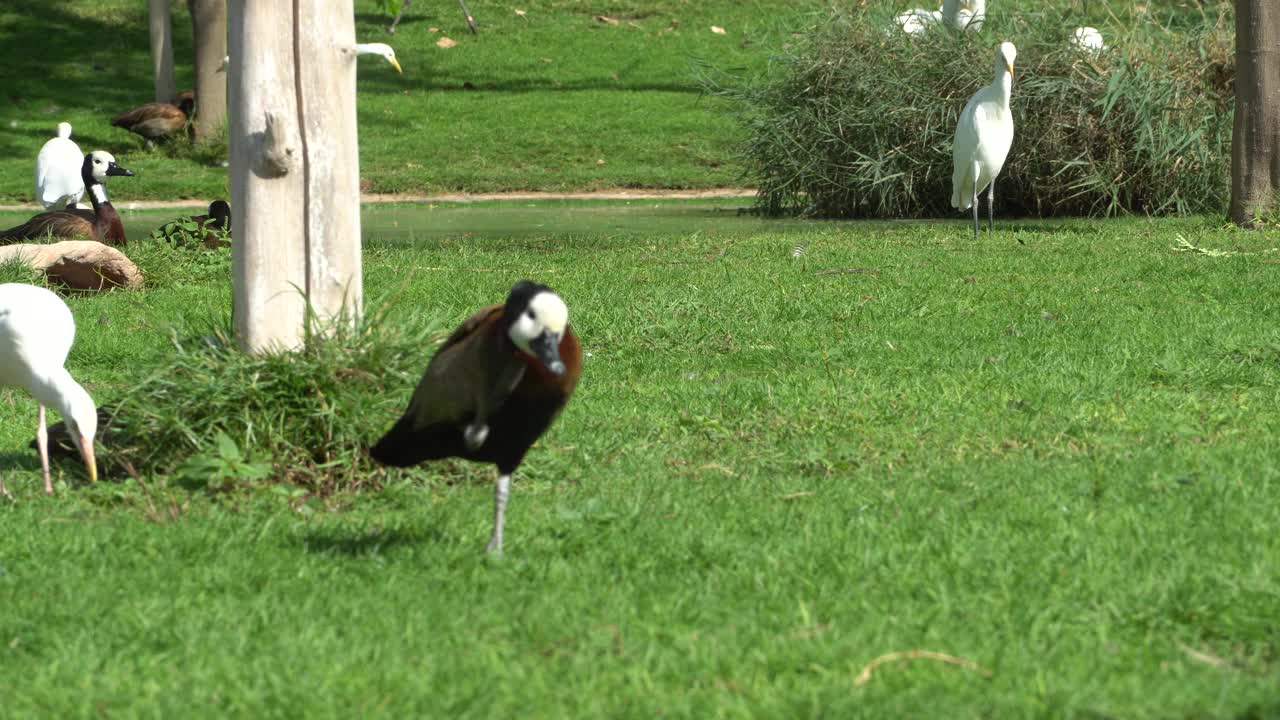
0 199 875 245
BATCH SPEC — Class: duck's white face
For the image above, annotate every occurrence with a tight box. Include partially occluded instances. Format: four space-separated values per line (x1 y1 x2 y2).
508 291 569 375
89 151 117 183
86 150 133 185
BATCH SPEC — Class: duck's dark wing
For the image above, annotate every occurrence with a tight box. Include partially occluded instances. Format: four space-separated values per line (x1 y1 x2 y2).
0 211 94 243
112 103 187 138
370 304 525 467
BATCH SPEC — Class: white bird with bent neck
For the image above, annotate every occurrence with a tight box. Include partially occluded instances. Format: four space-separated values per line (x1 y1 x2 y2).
218 43 402 74
0 284 98 497
951 41 1016 240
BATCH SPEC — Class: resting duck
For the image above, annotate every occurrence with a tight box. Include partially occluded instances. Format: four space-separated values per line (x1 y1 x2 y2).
155 200 232 249
111 95 195 143
0 151 134 246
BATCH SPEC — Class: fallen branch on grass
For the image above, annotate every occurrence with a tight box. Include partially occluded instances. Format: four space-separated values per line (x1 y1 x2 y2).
815 267 880 276
854 649 992 687
1172 235 1279 258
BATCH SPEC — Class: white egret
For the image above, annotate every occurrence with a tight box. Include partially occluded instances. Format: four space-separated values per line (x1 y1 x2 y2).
353 43 403 74
942 0 985 30
216 43 402 74
896 0 982 36
950 41 1016 239
0 284 98 497
34 123 84 211
1070 27 1104 54
896 7 942 36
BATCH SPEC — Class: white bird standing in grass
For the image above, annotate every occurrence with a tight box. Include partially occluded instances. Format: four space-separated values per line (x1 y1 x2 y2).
895 7 942 36
951 41 1017 240
34 122 85 211
897 0 983 35
0 284 97 498
1070 26 1105 54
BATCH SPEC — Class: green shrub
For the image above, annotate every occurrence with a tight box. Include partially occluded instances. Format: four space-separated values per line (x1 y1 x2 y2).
701 4 1233 218
100 304 443 495
126 234 232 289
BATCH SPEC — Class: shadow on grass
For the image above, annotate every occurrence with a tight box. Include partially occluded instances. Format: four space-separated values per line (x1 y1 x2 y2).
0 0 178 153
0 450 39 474
297 525 444 557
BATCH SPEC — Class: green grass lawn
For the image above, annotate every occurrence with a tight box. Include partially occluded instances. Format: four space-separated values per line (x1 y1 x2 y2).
0 0 826 203
0 205 1277 716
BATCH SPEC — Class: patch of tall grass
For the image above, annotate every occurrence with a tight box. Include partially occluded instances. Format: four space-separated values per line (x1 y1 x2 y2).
100 303 442 495
702 4 1233 217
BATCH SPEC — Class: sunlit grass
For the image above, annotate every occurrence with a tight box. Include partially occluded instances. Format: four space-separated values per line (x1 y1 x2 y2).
0 204 1277 716
0 0 823 203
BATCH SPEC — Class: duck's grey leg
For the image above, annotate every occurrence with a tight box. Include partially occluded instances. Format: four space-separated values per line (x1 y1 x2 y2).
485 473 511 554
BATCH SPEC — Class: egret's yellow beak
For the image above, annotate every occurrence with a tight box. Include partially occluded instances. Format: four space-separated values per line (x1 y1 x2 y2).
388 56 403 74
1007 63 1015 78
78 436 97 484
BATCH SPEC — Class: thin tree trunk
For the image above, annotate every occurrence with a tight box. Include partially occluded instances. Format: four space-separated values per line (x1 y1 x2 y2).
1230 0 1280 226
228 0 362 353
148 0 177 103
188 0 228 142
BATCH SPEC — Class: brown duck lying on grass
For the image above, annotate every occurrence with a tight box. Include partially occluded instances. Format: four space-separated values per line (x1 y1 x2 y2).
154 200 232 249
112 96 195 143
0 151 133 246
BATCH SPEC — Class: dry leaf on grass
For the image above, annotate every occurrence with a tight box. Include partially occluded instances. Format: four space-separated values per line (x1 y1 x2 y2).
428 26 439 32
436 37 457 49
514 8 526 16
711 25 727 34
594 15 619 26
854 650 992 687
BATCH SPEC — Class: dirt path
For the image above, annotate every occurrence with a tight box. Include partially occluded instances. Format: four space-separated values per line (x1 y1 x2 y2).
0 188 757 212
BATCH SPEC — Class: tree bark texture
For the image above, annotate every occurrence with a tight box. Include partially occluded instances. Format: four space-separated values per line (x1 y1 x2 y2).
228 0 363 354
1230 0 1280 226
148 0 177 103
188 0 228 142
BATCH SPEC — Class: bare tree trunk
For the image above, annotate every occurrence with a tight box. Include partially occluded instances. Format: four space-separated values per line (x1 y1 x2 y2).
148 0 177 103
1230 0 1280 226
188 0 228 142
228 0 363 354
